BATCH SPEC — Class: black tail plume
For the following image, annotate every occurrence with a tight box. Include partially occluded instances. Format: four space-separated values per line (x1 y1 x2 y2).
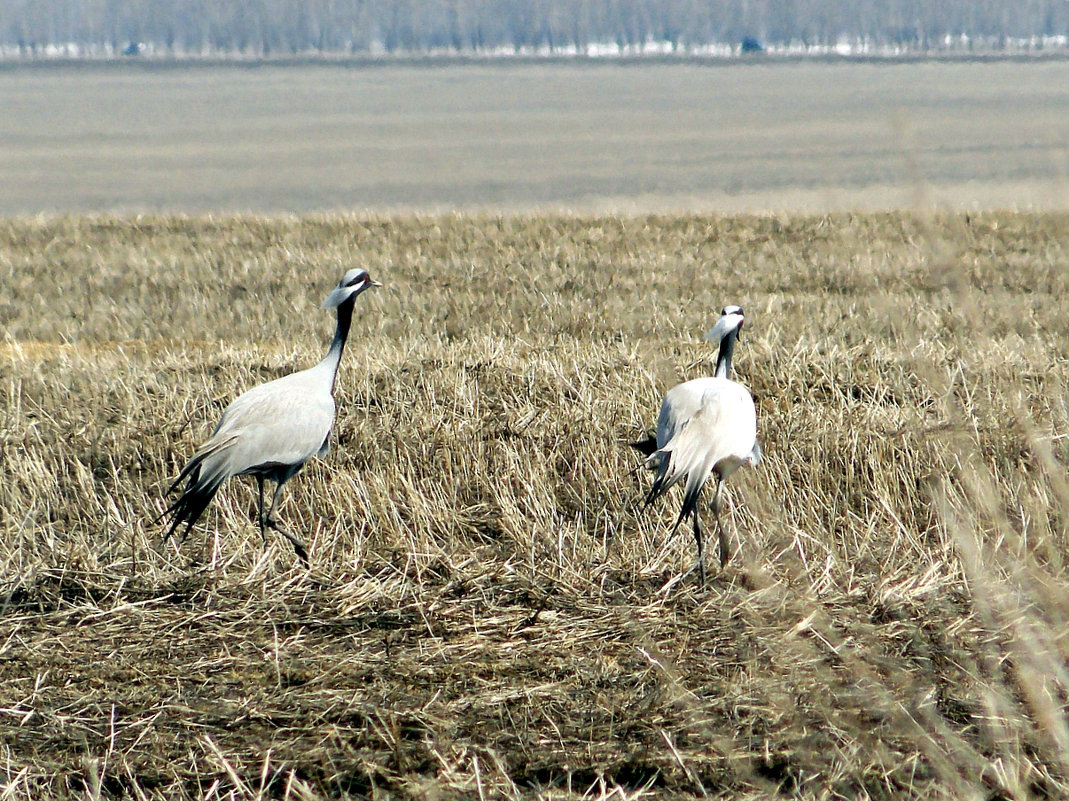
630 434 658 458
159 466 225 543
670 475 704 534
643 451 674 508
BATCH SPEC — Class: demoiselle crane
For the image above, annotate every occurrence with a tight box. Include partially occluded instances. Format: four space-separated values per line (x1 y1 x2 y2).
633 305 761 584
161 268 381 561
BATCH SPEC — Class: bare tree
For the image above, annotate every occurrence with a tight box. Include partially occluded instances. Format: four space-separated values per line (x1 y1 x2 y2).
0 0 1065 56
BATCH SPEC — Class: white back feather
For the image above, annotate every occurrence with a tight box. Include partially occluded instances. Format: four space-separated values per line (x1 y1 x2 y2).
651 377 758 494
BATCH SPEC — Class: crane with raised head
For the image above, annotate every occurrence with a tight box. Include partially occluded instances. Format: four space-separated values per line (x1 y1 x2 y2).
634 305 761 585
161 268 381 561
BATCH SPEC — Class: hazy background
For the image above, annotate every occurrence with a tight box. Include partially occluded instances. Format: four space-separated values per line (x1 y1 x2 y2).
2 59 1067 216
2 0 1067 57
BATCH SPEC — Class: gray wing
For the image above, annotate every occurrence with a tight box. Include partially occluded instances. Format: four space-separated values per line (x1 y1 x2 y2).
209 372 337 475
162 370 336 538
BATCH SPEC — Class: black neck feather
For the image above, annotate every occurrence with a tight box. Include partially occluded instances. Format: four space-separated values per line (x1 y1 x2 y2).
715 328 737 379
324 296 355 391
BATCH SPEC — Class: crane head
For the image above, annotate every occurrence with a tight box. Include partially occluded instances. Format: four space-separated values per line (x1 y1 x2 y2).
703 305 745 344
321 268 382 309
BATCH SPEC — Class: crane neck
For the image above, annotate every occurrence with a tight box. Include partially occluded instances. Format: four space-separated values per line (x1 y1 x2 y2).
715 328 738 379
319 296 355 392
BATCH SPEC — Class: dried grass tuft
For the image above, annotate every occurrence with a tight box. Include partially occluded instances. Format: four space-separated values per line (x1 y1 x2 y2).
1 212 1068 798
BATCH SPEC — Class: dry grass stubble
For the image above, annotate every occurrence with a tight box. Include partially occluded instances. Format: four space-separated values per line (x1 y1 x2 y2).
1 212 1068 798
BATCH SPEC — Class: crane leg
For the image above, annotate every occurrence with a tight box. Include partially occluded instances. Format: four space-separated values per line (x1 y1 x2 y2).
255 476 269 547
264 480 285 526
716 516 730 568
692 512 706 587
712 480 731 568
264 481 309 563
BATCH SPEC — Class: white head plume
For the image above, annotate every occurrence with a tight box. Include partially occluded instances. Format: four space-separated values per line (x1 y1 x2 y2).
703 305 745 344
321 268 381 309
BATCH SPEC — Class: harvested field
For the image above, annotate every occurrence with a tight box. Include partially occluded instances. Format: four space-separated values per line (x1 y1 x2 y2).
1 60 1067 216
2 211 1069 798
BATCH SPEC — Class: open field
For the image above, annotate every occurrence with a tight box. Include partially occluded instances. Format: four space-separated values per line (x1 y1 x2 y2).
2 211 1069 798
1 60 1068 216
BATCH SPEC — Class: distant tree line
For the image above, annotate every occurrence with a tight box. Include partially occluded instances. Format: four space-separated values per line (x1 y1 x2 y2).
2 0 1067 57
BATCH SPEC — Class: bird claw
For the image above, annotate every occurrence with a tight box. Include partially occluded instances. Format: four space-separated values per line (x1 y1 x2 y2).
266 518 309 563
681 559 707 588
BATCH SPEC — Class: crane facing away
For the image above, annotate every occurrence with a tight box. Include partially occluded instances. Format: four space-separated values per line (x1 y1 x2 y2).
161 268 381 561
633 305 761 585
